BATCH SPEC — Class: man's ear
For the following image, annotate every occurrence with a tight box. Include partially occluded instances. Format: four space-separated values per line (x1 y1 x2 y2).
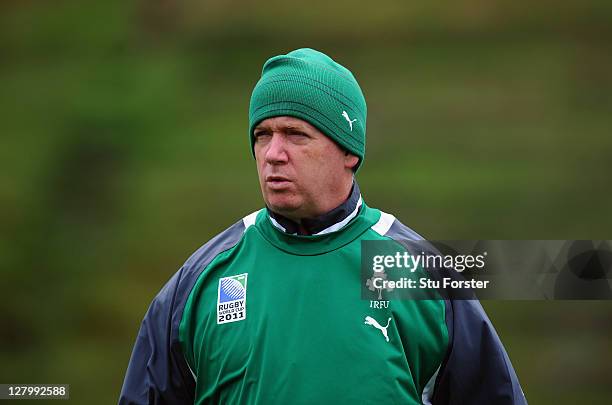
344 153 359 170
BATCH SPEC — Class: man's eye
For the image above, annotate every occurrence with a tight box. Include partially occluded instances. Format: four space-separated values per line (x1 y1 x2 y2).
254 132 271 141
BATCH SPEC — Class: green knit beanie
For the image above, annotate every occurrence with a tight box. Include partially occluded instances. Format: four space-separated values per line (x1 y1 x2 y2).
249 48 367 171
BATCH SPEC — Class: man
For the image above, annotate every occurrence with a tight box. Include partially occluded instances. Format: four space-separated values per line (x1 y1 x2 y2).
119 48 527 404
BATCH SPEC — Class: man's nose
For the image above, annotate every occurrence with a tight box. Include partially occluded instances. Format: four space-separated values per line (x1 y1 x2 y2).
265 134 289 164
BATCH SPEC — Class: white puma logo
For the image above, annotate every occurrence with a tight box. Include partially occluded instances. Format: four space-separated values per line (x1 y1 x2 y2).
342 111 357 131
364 316 392 342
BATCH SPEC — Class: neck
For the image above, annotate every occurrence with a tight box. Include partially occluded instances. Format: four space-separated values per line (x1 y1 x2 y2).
268 181 362 236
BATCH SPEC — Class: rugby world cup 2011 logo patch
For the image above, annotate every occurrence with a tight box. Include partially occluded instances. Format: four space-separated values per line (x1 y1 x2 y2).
217 273 248 324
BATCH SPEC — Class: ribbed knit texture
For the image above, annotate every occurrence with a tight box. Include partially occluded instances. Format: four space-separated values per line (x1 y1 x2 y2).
249 48 367 171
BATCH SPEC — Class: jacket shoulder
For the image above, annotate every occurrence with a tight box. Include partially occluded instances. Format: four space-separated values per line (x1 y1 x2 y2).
368 208 425 241
182 211 259 277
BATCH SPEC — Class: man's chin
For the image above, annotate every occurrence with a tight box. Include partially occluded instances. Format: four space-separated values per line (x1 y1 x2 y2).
266 197 302 217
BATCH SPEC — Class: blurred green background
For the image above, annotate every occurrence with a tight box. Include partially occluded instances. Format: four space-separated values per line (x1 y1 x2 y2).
1 0 611 403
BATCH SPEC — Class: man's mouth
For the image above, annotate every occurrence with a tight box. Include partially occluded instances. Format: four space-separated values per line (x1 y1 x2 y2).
265 176 292 190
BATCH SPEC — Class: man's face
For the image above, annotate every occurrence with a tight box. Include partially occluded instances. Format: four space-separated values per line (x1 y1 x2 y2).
254 116 359 220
